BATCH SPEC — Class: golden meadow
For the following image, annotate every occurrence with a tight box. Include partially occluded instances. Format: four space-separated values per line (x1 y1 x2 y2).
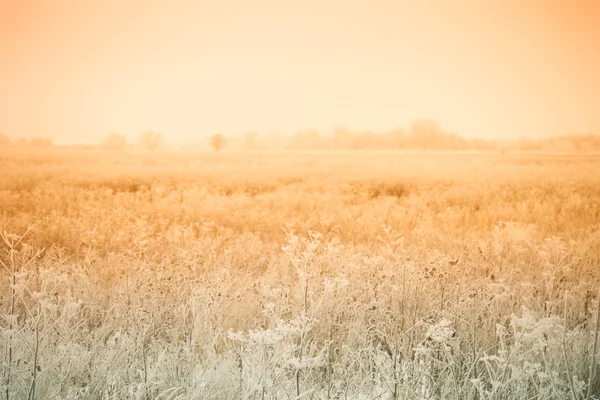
1 148 600 399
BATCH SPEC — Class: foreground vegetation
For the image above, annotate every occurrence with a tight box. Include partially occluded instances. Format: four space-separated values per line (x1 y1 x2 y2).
1 149 600 399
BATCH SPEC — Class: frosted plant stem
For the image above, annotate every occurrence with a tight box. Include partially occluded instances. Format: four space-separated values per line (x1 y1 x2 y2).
586 287 600 400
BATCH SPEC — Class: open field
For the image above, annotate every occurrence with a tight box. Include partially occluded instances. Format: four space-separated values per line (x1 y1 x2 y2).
1 149 600 399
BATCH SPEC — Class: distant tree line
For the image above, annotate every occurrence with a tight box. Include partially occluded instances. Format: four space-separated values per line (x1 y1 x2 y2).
282 120 492 151
2 123 600 152
246 121 600 152
0 134 54 148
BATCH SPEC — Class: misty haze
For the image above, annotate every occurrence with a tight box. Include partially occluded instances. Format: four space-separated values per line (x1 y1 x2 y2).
1 1 600 399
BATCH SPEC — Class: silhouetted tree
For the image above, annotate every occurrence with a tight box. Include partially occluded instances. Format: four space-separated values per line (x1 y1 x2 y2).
210 133 227 152
103 133 127 150
139 131 164 151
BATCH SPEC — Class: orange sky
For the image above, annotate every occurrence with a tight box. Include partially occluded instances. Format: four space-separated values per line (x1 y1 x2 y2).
1 0 599 143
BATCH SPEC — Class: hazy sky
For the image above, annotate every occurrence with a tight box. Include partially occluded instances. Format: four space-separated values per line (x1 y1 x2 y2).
1 0 599 143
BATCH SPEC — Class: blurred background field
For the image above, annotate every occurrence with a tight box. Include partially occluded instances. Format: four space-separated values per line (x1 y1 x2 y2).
2 149 600 255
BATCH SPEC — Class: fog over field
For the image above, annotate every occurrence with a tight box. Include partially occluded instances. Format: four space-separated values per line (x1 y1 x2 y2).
2 0 600 399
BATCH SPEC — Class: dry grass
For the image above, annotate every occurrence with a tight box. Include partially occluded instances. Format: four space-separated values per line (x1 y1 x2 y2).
1 149 600 399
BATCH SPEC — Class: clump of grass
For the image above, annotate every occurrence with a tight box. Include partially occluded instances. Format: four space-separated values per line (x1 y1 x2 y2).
348 180 411 199
368 181 410 199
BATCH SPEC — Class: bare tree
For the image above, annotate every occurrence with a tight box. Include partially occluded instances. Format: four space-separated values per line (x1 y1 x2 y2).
210 133 227 152
139 131 164 151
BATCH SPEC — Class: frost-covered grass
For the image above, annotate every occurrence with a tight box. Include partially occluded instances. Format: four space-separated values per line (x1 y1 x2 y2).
1 149 600 399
